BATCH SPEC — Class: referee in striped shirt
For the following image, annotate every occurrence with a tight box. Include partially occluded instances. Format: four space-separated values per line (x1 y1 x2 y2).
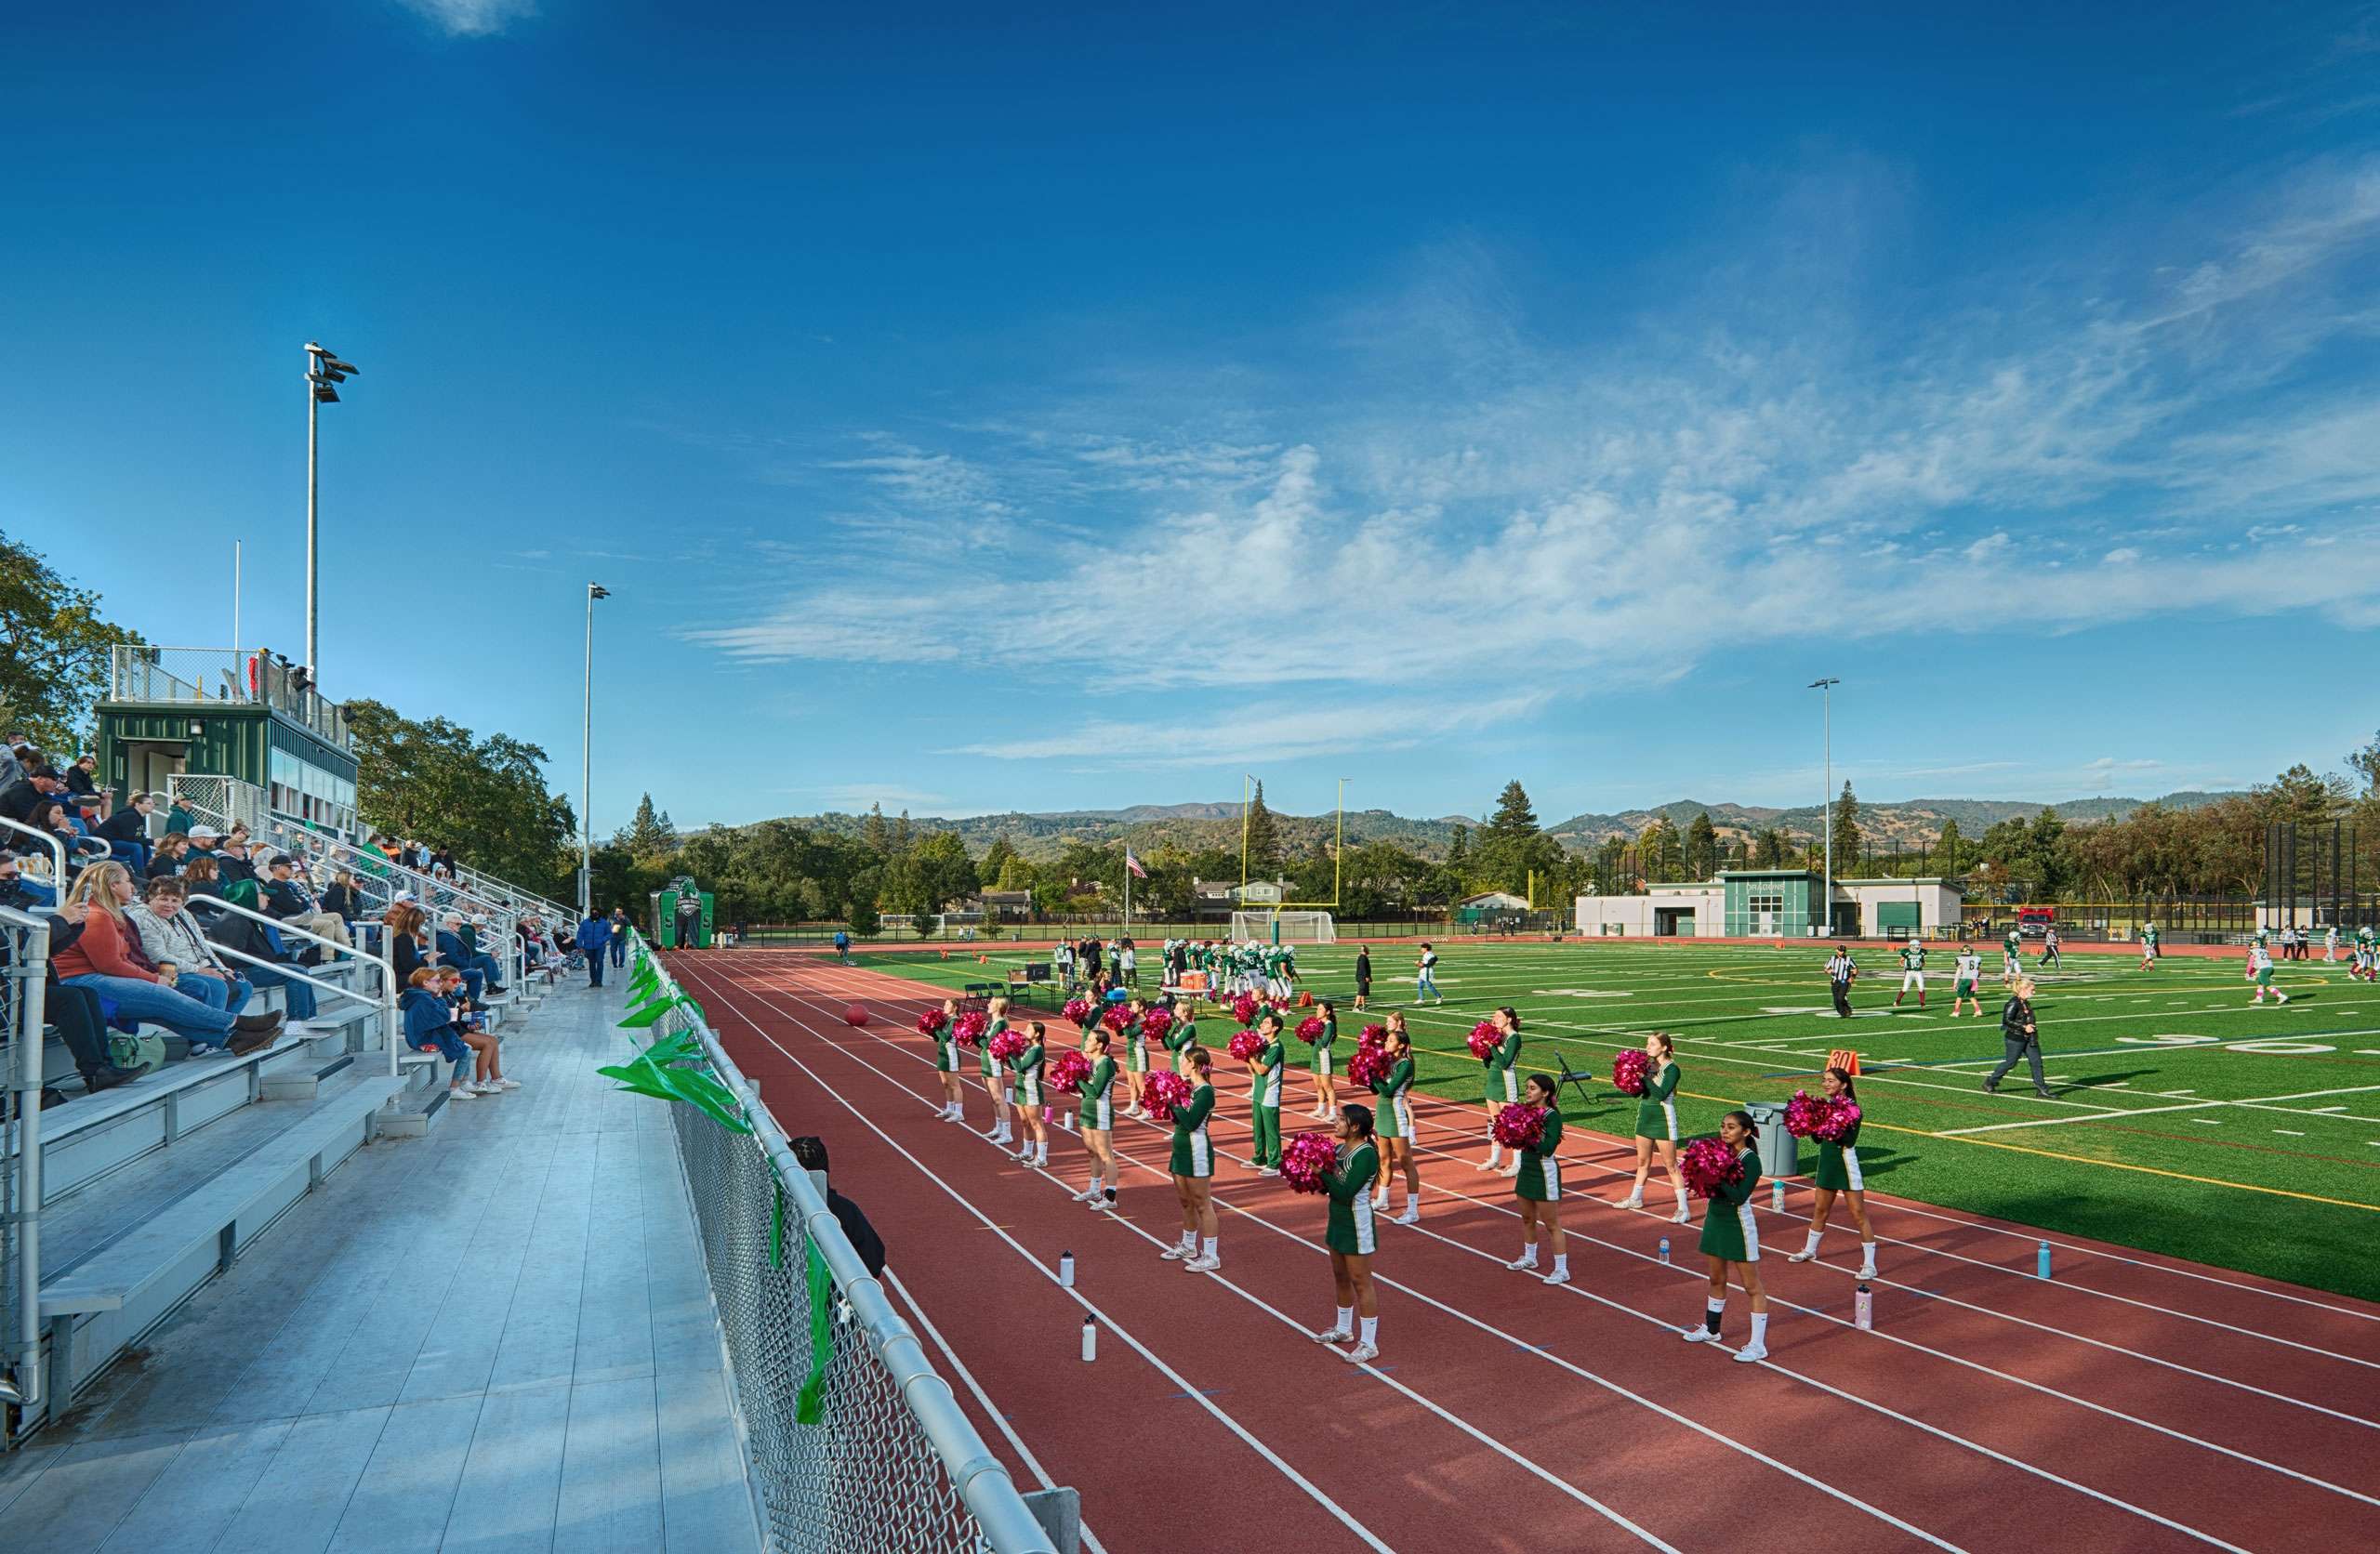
1826 947 1858 1018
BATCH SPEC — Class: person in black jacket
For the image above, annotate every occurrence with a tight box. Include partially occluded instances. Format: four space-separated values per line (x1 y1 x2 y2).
1984 975 2052 1098
788 1135 886 1277
98 791 155 875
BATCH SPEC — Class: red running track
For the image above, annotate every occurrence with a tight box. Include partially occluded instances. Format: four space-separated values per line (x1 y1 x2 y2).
668 950 2380 1554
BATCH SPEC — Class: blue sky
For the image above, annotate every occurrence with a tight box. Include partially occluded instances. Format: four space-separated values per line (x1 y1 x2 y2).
6 3 2379 834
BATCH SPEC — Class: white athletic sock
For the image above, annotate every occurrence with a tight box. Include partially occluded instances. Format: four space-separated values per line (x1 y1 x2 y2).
1335 1305 1354 1333
1704 1296 1726 1334
1860 1241 1877 1269
1750 1312 1770 1349
1358 1315 1377 1345
1515 1244 1538 1266
1804 1229 1823 1253
1090 1177 1104 1194
1552 1254 1568 1276
1200 1236 1217 1259
1179 1230 1197 1250
1486 1144 1501 1165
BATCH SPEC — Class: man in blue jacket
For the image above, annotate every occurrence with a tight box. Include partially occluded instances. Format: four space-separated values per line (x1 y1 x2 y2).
577 911 613 986
437 912 506 1002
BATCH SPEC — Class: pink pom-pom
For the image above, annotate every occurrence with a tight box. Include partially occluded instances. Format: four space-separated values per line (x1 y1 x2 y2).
988 1029 1027 1062
1142 1069 1195 1121
1228 1029 1264 1061
1813 1096 1861 1143
1356 1023 1386 1049
1783 1089 1823 1139
1680 1137 1746 1199
1101 1004 1131 1034
1348 1045 1389 1088
1295 1014 1325 1043
1138 1007 1173 1045
952 1009 990 1047
843 1004 869 1027
1279 1132 1338 1194
1062 996 1094 1028
1611 1048 1650 1097
1468 1021 1500 1060
916 1007 949 1037
1048 1050 1091 1093
1231 992 1260 1027
1491 1102 1546 1149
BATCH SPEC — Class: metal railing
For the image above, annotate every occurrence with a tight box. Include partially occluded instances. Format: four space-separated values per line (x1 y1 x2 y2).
2 904 51 1424
186 896 399 1079
626 935 1059 1554
109 644 352 750
0 816 70 899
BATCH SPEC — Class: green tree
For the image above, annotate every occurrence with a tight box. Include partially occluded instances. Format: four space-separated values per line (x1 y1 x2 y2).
614 792 677 857
1684 811 1720 879
346 698 578 896
1829 783 1862 877
1935 817 1966 874
1640 816 1685 883
2348 732 2380 798
980 836 1020 881
892 809 914 854
907 830 979 912
0 532 143 753
1242 783 1283 874
848 895 881 937
1752 827 1789 868
863 801 890 855
1444 822 1471 880
1485 780 1539 837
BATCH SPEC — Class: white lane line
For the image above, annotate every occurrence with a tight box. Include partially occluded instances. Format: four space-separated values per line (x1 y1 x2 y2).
885 1268 1112 1554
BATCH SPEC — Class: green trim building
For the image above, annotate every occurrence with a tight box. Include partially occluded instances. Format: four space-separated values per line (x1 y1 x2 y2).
94 646 360 836
1577 869 1963 939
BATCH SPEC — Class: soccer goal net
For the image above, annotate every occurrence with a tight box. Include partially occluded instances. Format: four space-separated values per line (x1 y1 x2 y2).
1230 909 1338 943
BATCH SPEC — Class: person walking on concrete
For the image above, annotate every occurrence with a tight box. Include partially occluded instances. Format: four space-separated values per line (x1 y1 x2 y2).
1984 975 2052 1098
577 910 613 987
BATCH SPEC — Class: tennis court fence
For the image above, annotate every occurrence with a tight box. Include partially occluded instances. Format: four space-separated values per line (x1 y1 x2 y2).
625 935 1066 1554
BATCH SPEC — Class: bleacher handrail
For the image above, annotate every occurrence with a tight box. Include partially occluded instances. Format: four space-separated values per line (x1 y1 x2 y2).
253 823 530 995
625 932 1061 1554
2 902 52 1417
0 815 69 894
184 894 400 1079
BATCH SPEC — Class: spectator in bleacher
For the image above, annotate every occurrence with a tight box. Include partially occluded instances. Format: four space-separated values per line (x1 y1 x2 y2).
0 735 28 788
54 862 283 1055
432 845 456 876
181 851 224 898
147 832 190 879
1 766 66 831
205 878 322 1023
437 911 506 1000
0 849 59 909
787 1136 886 1276
38 797 107 867
321 868 363 925
63 752 100 802
1 889 145 1095
185 823 227 871
576 909 612 986
265 853 351 948
215 828 257 886
385 902 434 985
97 790 156 875
165 794 199 836
126 875 256 1017
400 967 504 1101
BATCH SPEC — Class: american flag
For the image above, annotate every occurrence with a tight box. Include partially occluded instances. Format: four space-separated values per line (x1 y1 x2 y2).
1124 849 1147 879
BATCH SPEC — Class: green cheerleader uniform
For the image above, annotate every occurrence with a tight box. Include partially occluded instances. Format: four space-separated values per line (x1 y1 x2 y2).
1371 1055 1415 1140
1485 1028 1522 1106
1250 1037 1287 1167
1010 1039 1044 1108
1310 1012 1337 1078
1634 1060 1680 1141
1166 1015 1198 1073
1324 1141 1381 1255
1078 1055 1116 1132
1514 1106 1564 1203
926 1015 959 1073
980 1016 1008 1086
1697 1143 1763 1262
1169 1082 1217 1179
1813 1113 1865 1192
1123 1016 1148 1074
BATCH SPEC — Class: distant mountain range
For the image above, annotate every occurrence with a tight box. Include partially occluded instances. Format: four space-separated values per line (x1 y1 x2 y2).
787 791 2242 863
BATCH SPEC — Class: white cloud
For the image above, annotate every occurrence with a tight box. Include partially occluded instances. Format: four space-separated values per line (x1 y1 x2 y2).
944 691 1553 769
2102 547 2141 564
398 0 536 36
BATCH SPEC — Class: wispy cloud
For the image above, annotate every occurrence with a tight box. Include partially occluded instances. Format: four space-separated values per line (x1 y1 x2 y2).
944 691 1554 769
397 0 536 37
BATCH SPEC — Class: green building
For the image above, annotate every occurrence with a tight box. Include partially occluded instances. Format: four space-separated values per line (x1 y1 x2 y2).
93 646 360 836
1578 869 1963 939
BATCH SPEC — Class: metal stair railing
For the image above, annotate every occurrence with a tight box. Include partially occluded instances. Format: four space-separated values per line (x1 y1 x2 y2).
185 895 401 1079
255 824 527 996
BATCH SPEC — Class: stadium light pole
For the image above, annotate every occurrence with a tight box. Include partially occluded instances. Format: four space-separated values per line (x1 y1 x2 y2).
1809 678 1839 936
581 583 610 915
303 343 360 679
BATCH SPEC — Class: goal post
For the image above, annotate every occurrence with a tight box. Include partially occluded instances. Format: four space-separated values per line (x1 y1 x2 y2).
1230 909 1338 944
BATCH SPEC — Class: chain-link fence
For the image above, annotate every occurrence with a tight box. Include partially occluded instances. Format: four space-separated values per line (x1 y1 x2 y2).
632 942 1059 1554
2 904 52 1438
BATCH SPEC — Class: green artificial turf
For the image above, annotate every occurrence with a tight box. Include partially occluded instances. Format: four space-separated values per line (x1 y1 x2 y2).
857 938 2380 1300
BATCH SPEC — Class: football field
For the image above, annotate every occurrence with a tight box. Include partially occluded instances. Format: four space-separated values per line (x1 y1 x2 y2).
867 937 2380 1299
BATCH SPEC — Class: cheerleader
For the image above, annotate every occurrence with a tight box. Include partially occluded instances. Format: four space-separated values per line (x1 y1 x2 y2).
1248 1012 1287 1169
1787 1066 1876 1278
1119 995 1151 1118
1312 1102 1382 1363
1164 998 1200 1075
1009 1021 1048 1166
1368 1021 1421 1225
1306 999 1341 1119
1618 1032 1689 1223
978 997 1014 1146
927 998 966 1122
1160 1047 1223 1272
1476 1006 1523 1175
1075 1029 1120 1211
1681 1110 1770 1363
1504 1073 1569 1285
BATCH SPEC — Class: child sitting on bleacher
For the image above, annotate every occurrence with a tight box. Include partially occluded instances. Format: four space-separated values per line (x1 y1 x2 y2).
400 967 513 1101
